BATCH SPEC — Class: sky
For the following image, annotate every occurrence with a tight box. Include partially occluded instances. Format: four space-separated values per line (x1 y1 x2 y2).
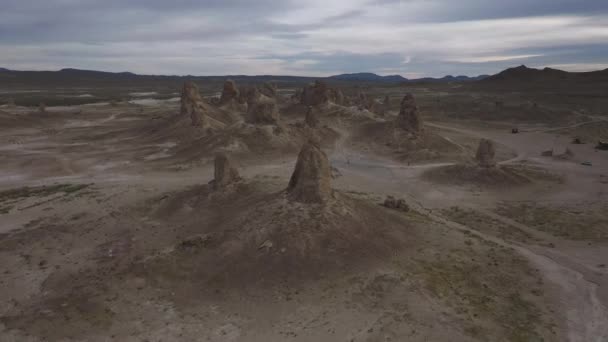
1 0 607 77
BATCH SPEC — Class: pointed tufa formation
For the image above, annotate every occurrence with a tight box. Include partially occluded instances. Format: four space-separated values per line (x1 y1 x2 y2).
305 106 319 128
212 152 241 189
329 88 345 105
383 95 390 107
38 102 46 113
180 81 207 127
380 95 390 116
219 80 240 105
396 93 422 133
475 139 496 168
287 140 332 203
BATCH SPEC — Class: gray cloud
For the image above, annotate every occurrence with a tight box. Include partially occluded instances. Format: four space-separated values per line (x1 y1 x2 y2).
0 0 607 76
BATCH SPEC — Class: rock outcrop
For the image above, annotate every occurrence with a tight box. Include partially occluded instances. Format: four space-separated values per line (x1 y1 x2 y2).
248 100 280 125
287 140 332 203
475 139 496 168
246 88 280 124
357 91 374 111
300 81 331 107
212 152 241 189
245 87 261 107
396 94 422 133
180 81 207 127
39 102 46 113
219 80 240 105
329 88 345 105
304 106 319 128
259 82 278 98
300 81 346 107
383 196 409 211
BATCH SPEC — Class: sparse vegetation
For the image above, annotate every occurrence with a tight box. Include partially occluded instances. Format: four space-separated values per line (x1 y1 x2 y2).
495 202 608 240
442 206 539 243
416 242 553 342
0 184 91 213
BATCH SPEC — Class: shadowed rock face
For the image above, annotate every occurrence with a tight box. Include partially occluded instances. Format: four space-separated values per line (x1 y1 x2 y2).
287 140 332 203
305 106 319 128
219 80 240 105
38 102 46 113
213 153 240 189
476 139 496 168
396 93 422 133
180 81 207 127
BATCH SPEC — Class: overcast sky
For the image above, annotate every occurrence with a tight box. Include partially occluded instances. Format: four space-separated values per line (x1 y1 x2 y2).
1 0 607 77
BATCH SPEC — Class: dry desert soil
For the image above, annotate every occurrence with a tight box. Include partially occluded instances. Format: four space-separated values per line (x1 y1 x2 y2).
1 78 607 342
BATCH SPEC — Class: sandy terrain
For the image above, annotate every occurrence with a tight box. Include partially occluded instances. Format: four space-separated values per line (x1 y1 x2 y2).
0 85 607 342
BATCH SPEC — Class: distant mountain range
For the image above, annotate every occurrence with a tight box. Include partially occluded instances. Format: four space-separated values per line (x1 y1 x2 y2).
1 66 606 87
0 67 488 86
328 72 488 83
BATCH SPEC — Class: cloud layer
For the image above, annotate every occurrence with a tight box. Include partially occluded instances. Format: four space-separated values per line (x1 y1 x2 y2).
1 0 607 76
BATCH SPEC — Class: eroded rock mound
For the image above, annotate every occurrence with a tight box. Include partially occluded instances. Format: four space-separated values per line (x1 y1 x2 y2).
211 152 240 189
287 140 332 203
475 139 496 168
248 101 280 125
180 81 208 127
396 94 422 133
219 80 240 105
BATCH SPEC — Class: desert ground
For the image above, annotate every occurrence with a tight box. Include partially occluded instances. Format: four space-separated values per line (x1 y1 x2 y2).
1 71 607 341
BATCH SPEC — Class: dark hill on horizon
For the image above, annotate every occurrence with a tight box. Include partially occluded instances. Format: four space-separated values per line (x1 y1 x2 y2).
481 65 608 84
